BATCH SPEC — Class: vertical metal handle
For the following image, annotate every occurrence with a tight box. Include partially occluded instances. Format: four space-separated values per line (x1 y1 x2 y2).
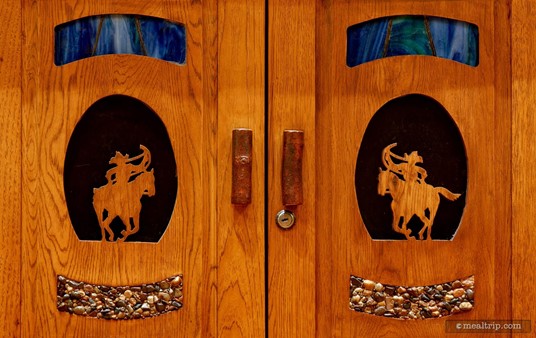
282 130 304 206
231 129 252 205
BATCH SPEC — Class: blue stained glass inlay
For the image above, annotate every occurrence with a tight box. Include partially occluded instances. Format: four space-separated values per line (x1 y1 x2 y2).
347 16 478 67
54 15 186 66
428 17 478 67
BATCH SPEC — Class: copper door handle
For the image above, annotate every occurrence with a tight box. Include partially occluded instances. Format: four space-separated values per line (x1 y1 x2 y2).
282 130 304 206
231 128 253 205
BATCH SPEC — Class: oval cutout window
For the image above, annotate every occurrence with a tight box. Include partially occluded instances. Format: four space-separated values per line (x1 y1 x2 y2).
355 94 467 240
64 95 178 243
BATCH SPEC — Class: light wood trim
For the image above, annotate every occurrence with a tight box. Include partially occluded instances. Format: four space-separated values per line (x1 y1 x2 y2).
513 0 535 334
268 0 316 336
217 0 266 336
0 0 21 336
22 1 214 336
315 0 511 336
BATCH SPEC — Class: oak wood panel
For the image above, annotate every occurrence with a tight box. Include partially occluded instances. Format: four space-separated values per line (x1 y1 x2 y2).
268 0 317 336
217 0 265 337
0 0 21 337
21 1 219 337
512 0 535 335
315 1 511 337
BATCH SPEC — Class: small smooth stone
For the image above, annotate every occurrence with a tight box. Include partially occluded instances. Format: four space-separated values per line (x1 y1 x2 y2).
159 292 171 302
421 309 432 318
466 289 474 300
372 292 385 302
384 286 395 296
174 289 183 298
142 285 155 293
350 276 362 287
374 283 384 292
374 306 386 316
170 276 182 287
351 295 360 304
459 302 473 311
71 291 85 299
442 283 451 291
141 303 151 311
156 302 166 312
147 295 157 304
397 286 406 294
362 280 375 290
445 294 454 301
366 299 377 307
433 294 443 301
362 290 373 296
172 301 183 309
431 311 440 317
399 309 408 316
452 281 462 288
383 313 395 318
403 302 411 309
83 285 94 293
385 297 394 311
393 296 404 304
407 288 419 297
462 279 474 288
160 281 170 290
116 300 127 308
131 287 142 292
452 306 461 314
117 312 126 319
453 288 465 298
124 290 132 298
402 293 410 299
420 294 430 302
435 285 443 292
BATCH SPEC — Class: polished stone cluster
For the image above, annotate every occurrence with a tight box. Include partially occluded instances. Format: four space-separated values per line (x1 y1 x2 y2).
349 275 474 319
57 274 183 319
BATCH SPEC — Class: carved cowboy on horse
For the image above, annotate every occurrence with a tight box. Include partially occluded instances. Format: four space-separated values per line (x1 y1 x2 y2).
93 145 156 242
378 143 460 240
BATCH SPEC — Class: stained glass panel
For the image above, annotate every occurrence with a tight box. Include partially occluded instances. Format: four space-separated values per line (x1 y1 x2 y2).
347 16 478 67
55 15 186 66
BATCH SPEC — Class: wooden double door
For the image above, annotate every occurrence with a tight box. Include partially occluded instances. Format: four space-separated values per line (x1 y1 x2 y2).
0 0 533 337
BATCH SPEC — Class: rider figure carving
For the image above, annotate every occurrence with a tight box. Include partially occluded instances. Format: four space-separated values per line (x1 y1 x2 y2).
106 145 150 189
383 144 427 185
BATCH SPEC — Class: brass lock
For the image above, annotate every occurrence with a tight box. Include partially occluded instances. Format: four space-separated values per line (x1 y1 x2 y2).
275 210 296 229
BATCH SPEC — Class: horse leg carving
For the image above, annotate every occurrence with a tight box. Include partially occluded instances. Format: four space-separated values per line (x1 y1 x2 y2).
399 218 414 240
101 215 115 242
130 213 140 235
118 215 133 242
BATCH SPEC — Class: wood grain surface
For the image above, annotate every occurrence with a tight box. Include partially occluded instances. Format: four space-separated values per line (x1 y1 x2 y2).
216 0 265 337
0 0 21 337
268 0 317 336
314 0 511 337
21 0 264 337
512 0 536 336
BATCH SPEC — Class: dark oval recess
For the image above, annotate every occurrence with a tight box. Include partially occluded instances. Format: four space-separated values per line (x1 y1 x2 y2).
64 95 178 242
355 94 467 240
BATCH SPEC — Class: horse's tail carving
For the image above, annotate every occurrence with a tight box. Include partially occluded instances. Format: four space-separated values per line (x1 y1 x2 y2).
435 187 461 201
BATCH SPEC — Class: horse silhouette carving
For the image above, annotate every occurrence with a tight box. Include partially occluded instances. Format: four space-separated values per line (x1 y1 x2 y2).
377 143 460 240
93 145 156 242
